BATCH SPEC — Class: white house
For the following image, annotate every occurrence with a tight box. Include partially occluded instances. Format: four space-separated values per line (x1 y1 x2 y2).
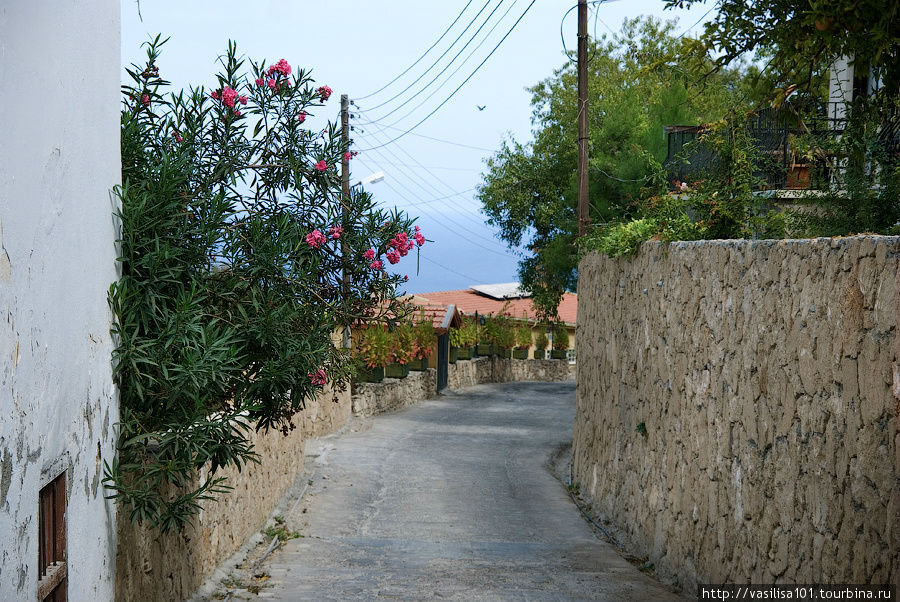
0 2 121 599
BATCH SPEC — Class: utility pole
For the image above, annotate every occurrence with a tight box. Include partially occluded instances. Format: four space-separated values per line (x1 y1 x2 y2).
576 0 590 237
341 94 351 348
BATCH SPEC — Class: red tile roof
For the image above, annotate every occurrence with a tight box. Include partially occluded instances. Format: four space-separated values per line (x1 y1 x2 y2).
414 289 577 326
400 296 463 334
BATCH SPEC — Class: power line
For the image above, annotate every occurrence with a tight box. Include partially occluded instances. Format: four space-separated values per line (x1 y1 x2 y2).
363 0 523 131
360 0 508 121
359 0 495 111
419 254 484 283
677 6 714 39
356 151 503 248
355 156 514 258
357 0 476 101
354 130 489 230
352 121 497 152
352 159 480 172
354 0 537 152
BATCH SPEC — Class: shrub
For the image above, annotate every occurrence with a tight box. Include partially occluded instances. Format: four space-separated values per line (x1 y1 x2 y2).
105 37 422 532
552 326 570 350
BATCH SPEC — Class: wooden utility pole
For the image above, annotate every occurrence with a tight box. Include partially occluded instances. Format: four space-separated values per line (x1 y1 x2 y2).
576 0 590 237
341 94 351 348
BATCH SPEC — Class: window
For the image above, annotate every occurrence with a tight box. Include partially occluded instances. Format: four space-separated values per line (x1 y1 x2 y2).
566 349 577 364
38 472 66 602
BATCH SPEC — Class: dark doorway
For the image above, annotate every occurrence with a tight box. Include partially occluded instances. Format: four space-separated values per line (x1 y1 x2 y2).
437 333 449 391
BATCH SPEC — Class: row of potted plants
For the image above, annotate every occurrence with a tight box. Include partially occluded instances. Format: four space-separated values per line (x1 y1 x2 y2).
451 316 570 360
353 312 572 384
354 312 435 383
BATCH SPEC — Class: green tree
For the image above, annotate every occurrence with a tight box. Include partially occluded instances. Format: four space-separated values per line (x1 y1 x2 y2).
478 18 743 318
667 0 900 104
105 38 421 532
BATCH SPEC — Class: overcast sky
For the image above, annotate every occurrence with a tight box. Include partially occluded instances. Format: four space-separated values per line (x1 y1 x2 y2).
122 0 715 294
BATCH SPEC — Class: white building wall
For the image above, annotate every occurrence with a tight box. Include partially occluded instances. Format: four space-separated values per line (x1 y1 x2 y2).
0 1 120 600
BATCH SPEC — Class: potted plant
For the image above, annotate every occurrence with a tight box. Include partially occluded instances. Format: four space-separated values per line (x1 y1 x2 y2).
495 318 515 359
477 315 495 357
550 325 569 360
453 319 478 360
410 312 434 371
354 325 392 382
534 330 549 359
385 321 413 379
512 324 531 360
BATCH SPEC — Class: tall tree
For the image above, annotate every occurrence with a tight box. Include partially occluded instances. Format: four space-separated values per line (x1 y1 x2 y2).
478 18 743 317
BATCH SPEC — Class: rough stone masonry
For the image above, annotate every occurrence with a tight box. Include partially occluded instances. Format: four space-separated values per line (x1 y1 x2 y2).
574 236 899 594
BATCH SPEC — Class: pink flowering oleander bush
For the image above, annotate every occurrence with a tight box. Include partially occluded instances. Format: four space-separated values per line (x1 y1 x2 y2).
106 36 423 532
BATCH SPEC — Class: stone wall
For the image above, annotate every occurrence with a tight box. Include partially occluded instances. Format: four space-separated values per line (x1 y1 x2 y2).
354 357 571 417
574 236 899 594
116 385 351 602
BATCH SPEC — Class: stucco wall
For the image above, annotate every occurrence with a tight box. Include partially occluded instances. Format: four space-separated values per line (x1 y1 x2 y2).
574 236 899 593
115 386 351 602
0 2 121 599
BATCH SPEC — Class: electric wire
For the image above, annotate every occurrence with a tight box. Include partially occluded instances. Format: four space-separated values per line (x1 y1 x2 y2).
354 156 514 258
420 255 483 282
677 6 714 39
360 0 508 121
356 0 476 101
362 0 522 130
354 0 537 152
356 147 505 246
358 0 495 111
352 121 497 152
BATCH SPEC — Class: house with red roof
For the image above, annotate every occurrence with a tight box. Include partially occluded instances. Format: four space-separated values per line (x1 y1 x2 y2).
410 283 577 361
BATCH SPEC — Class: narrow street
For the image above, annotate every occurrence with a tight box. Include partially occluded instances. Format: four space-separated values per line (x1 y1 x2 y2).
256 381 683 601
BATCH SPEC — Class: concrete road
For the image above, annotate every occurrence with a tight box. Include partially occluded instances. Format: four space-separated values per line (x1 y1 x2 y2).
263 381 682 601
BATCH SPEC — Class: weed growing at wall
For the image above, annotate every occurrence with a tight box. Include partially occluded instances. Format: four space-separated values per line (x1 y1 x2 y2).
104 37 420 532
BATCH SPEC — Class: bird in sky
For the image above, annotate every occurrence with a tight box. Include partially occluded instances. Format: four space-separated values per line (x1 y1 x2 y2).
476 105 486 111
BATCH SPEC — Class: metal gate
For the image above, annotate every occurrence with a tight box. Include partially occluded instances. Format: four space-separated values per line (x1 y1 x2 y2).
436 333 449 391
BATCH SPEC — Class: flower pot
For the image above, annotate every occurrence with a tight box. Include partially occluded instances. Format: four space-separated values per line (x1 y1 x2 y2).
533 349 547 359
550 349 567 360
786 164 810 190
512 349 528 360
496 347 511 359
477 343 492 357
358 366 384 383
457 347 472 360
409 357 429 371
384 363 410 379
449 347 458 364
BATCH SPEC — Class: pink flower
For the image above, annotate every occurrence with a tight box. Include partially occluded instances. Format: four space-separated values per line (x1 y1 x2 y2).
267 78 276 89
268 59 292 77
343 151 353 162
238 95 248 105
370 260 383 270
308 369 327 386
173 130 183 143
414 233 425 247
296 111 307 123
363 248 375 260
210 90 220 100
141 94 150 106
386 250 400 265
314 160 328 172
233 109 241 117
255 77 264 86
398 246 408 257
328 226 343 239
305 229 326 249
316 85 333 101
221 86 238 108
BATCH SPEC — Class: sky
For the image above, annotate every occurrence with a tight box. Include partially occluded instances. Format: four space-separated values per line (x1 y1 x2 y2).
122 0 715 294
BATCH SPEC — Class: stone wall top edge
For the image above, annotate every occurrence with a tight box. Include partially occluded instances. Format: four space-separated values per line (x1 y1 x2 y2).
581 235 900 262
